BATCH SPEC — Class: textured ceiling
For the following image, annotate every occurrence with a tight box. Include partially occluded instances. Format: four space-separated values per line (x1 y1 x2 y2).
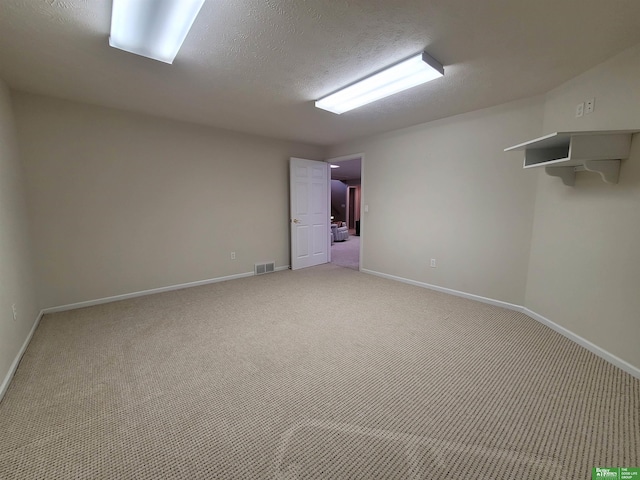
1 1 640 146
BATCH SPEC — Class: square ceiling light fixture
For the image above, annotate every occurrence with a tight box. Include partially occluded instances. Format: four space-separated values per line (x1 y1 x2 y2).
315 51 444 114
109 0 205 64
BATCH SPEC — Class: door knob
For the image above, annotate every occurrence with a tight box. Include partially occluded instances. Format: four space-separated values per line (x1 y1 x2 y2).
292 218 301 224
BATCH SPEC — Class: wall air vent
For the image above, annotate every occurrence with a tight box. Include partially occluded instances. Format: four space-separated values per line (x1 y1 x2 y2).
255 262 276 275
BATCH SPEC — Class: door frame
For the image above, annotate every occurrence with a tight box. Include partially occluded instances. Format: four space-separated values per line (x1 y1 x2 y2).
326 153 365 271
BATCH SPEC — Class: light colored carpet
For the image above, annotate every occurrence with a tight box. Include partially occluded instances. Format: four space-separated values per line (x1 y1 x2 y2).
331 235 359 270
0 264 638 479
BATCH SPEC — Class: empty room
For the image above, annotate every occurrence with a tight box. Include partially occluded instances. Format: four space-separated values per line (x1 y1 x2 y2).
1 1 639 478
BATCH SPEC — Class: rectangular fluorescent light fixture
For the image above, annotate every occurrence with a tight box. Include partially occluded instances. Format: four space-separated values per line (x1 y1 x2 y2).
330 164 340 168
315 51 444 114
109 0 205 64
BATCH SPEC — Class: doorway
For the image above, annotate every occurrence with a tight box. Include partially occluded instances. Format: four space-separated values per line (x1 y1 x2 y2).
328 154 363 271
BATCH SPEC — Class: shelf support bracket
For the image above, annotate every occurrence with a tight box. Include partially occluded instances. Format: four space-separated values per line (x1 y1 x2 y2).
545 166 575 186
583 159 621 184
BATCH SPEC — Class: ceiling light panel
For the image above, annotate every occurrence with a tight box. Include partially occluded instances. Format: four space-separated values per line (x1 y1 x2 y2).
316 52 444 114
109 0 205 64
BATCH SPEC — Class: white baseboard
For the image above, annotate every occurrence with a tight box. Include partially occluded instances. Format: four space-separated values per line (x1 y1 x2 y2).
522 308 640 380
43 266 291 314
5 267 636 405
2 266 295 402
362 268 640 380
0 310 44 403
361 269 524 312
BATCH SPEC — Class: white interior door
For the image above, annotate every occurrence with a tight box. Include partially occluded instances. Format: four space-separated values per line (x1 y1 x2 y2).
290 158 330 270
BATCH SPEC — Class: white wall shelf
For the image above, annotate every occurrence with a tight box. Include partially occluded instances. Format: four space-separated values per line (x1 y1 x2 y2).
505 130 638 186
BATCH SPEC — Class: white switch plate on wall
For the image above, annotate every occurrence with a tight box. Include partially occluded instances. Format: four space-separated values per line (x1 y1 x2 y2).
585 98 595 114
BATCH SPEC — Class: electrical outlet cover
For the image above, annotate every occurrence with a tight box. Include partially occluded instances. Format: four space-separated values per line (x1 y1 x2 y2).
585 98 595 114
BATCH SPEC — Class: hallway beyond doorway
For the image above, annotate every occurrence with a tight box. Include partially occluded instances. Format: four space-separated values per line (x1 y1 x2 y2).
331 235 359 270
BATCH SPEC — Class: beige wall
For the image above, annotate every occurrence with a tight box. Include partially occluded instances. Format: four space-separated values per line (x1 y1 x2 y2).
13 93 325 308
7 42 640 379
0 80 39 393
541 44 640 133
328 43 640 370
329 98 544 306
526 43 640 368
